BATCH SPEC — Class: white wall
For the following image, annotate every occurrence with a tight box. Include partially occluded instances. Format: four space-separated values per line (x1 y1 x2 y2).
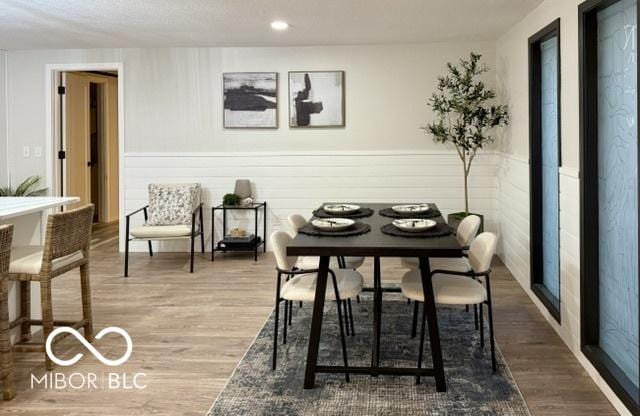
4 42 499 250
5 43 496 182
0 49 7 187
496 0 632 414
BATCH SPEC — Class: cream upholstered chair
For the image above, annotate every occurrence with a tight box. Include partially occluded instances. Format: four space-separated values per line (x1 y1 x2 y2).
401 214 481 271
7 205 94 371
288 213 363 328
0 225 15 400
270 231 363 380
124 183 204 276
401 232 499 373
288 213 365 270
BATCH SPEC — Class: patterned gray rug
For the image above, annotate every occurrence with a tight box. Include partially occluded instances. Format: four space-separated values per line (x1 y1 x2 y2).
208 293 530 415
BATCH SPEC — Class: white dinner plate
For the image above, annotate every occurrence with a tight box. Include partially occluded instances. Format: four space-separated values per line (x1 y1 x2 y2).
392 218 436 232
323 204 360 214
392 204 430 214
311 218 356 232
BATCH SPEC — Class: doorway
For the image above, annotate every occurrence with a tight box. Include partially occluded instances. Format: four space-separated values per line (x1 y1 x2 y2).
58 71 119 226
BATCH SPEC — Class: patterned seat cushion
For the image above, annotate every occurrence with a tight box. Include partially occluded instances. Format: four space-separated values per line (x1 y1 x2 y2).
147 183 201 226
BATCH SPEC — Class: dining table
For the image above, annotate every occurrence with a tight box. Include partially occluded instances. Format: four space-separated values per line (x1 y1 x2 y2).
287 202 463 391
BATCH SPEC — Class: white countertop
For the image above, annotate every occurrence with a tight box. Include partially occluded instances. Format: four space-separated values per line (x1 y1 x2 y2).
0 197 80 220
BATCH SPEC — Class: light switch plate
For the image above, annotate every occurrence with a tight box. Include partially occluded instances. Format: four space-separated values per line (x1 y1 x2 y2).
34 146 42 157
23 146 30 158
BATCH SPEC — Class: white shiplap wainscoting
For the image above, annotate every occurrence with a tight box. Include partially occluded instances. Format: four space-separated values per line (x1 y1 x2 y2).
497 152 582 343
122 150 500 252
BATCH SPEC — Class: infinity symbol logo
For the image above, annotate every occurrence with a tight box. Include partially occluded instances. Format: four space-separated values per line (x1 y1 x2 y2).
45 327 133 367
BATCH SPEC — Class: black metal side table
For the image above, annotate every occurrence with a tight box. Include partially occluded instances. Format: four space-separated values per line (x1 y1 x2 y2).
211 202 267 261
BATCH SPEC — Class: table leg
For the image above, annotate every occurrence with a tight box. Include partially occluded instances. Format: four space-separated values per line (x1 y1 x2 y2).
371 256 382 377
303 255 330 389
419 256 446 391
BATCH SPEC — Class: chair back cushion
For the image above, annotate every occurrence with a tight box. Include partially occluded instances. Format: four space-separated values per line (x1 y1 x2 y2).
43 204 94 264
456 215 481 247
288 214 307 234
270 231 297 271
0 224 14 275
147 183 201 226
468 232 498 273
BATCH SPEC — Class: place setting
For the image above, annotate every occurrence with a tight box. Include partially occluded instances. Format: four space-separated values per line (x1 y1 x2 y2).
312 203 375 219
298 205 372 237
380 204 453 238
379 203 441 219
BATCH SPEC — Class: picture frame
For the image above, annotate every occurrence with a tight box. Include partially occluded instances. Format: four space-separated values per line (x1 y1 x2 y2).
288 70 345 128
223 72 278 129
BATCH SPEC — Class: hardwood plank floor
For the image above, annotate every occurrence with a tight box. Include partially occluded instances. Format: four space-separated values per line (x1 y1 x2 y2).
0 238 617 415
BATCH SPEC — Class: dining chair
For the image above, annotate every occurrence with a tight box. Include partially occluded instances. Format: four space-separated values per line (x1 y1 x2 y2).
401 232 499 374
124 183 204 277
288 213 365 270
0 225 15 400
7 205 94 371
288 213 362 331
401 214 481 271
270 231 363 381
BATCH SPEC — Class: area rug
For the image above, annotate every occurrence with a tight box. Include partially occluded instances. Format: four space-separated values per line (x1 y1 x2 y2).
207 293 530 415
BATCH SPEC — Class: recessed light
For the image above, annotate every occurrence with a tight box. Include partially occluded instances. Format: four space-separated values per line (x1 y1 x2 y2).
271 20 289 31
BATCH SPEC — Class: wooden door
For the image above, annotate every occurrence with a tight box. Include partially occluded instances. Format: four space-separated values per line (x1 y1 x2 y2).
63 72 91 210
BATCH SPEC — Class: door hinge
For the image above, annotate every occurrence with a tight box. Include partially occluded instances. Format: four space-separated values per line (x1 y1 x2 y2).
58 150 66 160
58 86 66 95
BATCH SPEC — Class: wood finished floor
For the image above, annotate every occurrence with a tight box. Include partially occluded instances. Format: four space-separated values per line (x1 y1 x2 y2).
0 234 617 415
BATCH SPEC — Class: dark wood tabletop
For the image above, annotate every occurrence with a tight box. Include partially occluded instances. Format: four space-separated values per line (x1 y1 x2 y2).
287 203 463 258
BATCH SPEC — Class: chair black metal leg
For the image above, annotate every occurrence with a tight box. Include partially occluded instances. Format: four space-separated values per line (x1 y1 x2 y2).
147 241 153 257
272 303 280 371
283 300 289 344
479 302 484 349
335 299 350 382
348 298 355 336
487 300 497 373
416 298 428 385
288 301 293 326
299 301 303 308
356 295 360 304
411 300 419 338
407 298 411 305
474 304 478 330
190 235 195 273
124 219 130 277
342 301 351 336
485 273 497 373
465 305 469 312
199 206 205 253
124 239 130 277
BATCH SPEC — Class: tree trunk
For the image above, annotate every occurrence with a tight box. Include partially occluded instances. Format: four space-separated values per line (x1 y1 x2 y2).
463 169 469 215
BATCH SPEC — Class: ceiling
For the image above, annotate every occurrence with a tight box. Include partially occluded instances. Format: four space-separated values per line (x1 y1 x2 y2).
0 0 544 50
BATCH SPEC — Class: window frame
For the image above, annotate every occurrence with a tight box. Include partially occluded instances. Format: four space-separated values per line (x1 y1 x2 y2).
579 0 640 412
529 18 562 323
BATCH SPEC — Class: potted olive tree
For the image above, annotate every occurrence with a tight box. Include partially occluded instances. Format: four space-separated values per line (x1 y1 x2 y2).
423 52 509 231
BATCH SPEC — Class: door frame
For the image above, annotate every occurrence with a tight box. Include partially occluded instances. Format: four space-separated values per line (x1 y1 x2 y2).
44 62 125 250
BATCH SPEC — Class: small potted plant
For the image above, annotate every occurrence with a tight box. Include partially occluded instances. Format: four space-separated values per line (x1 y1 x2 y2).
223 193 241 207
0 175 47 196
422 52 509 230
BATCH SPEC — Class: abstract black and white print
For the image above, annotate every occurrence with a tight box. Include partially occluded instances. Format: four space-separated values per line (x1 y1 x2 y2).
223 72 278 128
289 71 344 127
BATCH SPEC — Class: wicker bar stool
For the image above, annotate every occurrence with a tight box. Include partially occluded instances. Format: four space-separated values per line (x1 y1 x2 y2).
7 205 94 371
0 225 15 400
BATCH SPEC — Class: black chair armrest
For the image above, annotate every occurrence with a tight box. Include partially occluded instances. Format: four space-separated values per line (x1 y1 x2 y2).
125 205 149 219
192 202 204 215
430 268 490 278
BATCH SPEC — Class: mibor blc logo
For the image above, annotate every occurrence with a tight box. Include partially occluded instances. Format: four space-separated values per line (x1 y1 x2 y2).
31 326 147 391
